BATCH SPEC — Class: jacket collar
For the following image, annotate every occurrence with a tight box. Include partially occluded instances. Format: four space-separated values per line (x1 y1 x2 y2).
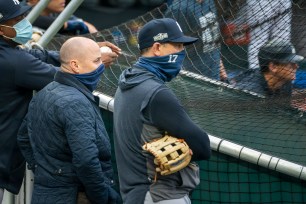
0 37 18 48
0 38 11 47
54 71 99 104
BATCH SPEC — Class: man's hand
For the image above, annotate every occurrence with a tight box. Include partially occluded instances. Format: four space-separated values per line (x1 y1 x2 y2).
97 41 121 67
97 41 121 55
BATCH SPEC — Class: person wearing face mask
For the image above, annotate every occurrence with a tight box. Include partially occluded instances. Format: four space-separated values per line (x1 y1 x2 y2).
0 1 60 202
17 37 121 204
113 18 211 204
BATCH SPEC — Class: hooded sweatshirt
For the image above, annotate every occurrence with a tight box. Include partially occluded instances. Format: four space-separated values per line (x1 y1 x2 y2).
113 66 211 204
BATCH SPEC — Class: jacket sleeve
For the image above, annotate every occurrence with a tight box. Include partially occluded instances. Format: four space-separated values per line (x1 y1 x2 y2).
143 86 211 161
17 114 36 171
27 48 60 67
14 50 59 90
61 101 110 203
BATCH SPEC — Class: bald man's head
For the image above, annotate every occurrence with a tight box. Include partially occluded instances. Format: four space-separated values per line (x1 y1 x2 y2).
60 37 97 65
60 37 102 74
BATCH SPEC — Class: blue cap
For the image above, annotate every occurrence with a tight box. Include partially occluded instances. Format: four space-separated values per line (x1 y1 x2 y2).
259 39 304 64
0 0 31 23
137 18 198 50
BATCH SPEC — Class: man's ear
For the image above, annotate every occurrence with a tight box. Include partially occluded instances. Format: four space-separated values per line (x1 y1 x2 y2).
70 60 80 74
151 42 162 56
268 62 278 73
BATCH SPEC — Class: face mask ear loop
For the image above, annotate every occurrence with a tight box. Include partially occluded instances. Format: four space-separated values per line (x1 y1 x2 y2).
1 34 14 40
0 24 15 40
0 24 12 28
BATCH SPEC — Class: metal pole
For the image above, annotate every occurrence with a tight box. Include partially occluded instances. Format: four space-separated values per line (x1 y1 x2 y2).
93 90 306 181
37 0 84 48
2 190 15 204
26 0 51 24
25 169 34 204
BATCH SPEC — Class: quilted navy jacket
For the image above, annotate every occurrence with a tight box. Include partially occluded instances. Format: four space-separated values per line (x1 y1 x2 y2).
17 71 116 204
0 39 59 194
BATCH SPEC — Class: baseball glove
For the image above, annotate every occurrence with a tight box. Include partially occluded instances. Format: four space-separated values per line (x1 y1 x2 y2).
142 135 192 176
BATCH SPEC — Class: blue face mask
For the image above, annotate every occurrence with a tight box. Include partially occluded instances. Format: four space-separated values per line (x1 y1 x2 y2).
0 18 33 45
135 50 186 82
73 64 105 92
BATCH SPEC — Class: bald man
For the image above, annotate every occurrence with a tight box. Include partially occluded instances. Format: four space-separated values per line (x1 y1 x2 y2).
17 37 121 204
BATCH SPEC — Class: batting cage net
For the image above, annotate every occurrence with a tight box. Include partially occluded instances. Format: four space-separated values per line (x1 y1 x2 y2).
45 0 306 203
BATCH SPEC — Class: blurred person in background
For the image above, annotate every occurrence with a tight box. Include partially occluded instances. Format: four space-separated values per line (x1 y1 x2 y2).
165 0 227 81
246 0 292 70
27 0 98 36
232 39 304 108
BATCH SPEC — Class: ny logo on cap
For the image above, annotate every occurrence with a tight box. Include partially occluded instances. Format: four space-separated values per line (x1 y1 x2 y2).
12 0 20 5
0 13 3 20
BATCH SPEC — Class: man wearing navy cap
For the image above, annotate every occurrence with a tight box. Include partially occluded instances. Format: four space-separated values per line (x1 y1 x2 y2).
232 39 304 107
0 0 60 201
113 18 211 204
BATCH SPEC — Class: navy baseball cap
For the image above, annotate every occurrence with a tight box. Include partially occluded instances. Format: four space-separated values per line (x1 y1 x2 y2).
0 0 31 23
258 39 304 64
138 18 198 50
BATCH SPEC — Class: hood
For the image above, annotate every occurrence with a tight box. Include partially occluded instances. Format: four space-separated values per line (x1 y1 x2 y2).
118 67 159 91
